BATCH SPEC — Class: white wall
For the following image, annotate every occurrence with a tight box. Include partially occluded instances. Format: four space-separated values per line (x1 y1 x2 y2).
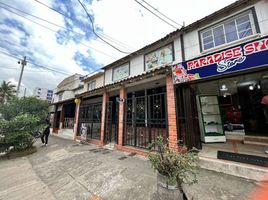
105 68 113 85
96 75 104 89
173 37 182 62
255 0 268 35
130 55 144 77
62 91 74 101
183 0 268 61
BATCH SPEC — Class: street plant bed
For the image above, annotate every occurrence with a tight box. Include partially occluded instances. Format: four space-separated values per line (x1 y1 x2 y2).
2 146 37 160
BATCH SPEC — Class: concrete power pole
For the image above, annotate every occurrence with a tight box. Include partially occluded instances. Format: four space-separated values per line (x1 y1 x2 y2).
16 56 27 96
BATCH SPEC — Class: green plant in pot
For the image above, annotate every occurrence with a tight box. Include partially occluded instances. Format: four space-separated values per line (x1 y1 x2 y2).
148 136 199 200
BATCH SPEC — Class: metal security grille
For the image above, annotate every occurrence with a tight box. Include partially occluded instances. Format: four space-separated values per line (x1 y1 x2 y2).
78 102 102 140
124 92 167 149
105 101 119 143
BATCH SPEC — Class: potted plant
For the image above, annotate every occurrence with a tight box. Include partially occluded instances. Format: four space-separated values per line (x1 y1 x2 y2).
148 136 199 200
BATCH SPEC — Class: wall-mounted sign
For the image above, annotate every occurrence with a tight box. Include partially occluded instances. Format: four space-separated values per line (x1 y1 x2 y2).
172 36 268 84
113 63 130 81
145 43 173 70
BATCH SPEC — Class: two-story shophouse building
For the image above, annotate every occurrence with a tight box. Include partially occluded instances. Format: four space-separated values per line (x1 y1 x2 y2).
73 0 268 154
51 73 84 139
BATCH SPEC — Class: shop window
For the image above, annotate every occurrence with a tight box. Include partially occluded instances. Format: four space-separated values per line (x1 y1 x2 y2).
200 9 257 51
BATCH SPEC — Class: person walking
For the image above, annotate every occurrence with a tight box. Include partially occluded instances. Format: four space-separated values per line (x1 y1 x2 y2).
41 119 51 146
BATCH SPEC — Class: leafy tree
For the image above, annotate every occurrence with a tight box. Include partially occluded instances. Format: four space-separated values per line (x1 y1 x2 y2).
0 97 49 152
0 81 16 104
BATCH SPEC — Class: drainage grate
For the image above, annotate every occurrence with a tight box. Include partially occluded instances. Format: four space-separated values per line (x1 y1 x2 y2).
118 156 128 160
102 150 111 154
89 149 101 153
217 151 268 167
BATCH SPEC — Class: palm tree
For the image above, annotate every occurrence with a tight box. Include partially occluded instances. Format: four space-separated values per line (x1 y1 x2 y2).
0 81 16 104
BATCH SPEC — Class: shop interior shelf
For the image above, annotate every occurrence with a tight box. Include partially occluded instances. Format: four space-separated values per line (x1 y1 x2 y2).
202 113 220 115
204 123 222 126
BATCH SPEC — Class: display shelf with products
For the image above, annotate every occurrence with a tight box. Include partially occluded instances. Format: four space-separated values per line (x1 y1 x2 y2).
197 95 226 143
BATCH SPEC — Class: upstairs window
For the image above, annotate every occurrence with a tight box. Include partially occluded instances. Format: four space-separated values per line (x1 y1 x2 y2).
113 63 130 81
145 43 174 70
88 80 96 91
200 9 257 51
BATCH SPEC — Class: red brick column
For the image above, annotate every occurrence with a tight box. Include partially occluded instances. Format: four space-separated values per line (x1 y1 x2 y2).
166 74 179 151
100 91 109 145
118 86 126 146
73 99 81 139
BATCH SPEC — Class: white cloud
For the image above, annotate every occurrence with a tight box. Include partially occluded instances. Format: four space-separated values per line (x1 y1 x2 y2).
0 0 237 96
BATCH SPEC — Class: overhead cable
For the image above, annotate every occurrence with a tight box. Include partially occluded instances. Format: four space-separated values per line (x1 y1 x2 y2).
34 0 134 53
134 0 179 29
140 0 183 27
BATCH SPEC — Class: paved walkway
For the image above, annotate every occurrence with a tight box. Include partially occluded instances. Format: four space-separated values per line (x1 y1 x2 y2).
0 136 259 200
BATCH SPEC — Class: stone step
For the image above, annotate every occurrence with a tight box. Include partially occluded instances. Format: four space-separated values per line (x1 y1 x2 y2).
244 141 268 146
199 156 268 181
244 136 268 146
244 135 268 143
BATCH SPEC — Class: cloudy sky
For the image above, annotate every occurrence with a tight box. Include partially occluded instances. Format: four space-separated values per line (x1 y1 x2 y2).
0 0 236 96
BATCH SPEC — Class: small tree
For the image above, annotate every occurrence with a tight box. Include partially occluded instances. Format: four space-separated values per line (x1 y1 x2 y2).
0 97 49 152
0 81 16 104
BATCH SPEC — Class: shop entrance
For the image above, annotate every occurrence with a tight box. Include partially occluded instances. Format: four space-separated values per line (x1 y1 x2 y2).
176 85 202 149
124 87 168 149
195 70 268 137
105 96 119 143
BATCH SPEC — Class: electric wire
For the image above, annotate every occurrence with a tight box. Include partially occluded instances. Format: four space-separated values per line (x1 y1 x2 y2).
134 0 179 29
0 1 134 52
0 50 72 76
76 0 132 54
0 4 117 59
139 0 183 27
32 0 134 52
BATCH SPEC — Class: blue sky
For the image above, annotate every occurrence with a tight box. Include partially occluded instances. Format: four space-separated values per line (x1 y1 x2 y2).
0 0 236 95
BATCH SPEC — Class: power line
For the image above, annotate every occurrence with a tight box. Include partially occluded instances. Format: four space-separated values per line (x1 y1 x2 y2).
0 50 72 76
140 0 183 27
77 0 132 54
0 65 49 72
0 49 104 87
0 5 118 59
134 0 179 29
0 1 134 53
32 0 135 52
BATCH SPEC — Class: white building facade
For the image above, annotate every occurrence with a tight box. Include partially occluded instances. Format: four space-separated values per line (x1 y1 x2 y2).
33 87 53 103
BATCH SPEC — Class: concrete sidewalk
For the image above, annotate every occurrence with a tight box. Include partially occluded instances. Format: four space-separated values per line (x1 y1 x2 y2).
0 136 259 200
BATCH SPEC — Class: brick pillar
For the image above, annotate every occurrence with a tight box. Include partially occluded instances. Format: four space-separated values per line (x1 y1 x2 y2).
118 86 126 147
166 74 179 151
73 99 81 139
100 91 109 145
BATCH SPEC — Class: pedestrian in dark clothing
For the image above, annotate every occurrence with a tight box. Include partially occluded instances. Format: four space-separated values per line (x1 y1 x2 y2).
41 119 51 146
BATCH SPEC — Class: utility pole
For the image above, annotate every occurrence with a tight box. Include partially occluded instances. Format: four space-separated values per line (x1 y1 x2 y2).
16 56 27 96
